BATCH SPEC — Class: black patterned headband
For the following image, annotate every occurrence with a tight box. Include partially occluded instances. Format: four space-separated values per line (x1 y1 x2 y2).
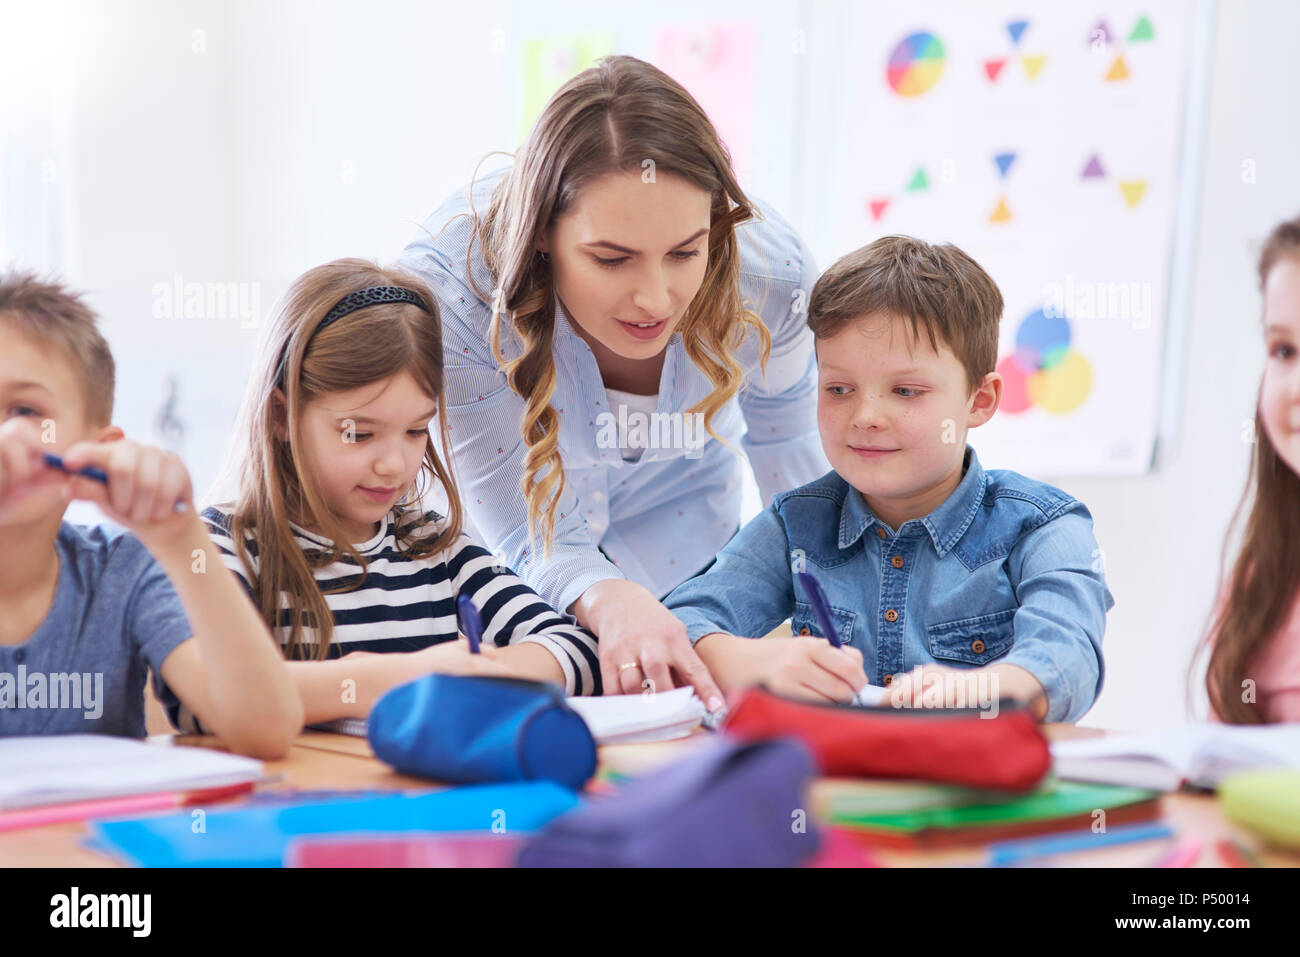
274 285 431 389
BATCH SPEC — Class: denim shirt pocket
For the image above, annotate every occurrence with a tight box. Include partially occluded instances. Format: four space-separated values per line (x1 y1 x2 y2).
926 607 1017 666
791 600 857 646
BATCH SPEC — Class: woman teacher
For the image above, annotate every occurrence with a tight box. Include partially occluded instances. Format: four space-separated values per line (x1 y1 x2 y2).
400 55 828 705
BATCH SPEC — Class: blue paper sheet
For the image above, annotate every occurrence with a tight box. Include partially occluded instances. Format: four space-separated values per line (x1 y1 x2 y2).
89 782 582 867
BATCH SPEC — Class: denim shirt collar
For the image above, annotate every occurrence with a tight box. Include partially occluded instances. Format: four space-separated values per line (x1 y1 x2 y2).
838 446 987 557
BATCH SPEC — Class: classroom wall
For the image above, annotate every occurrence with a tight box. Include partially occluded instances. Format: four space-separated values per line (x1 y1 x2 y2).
14 0 1300 730
1059 0 1300 729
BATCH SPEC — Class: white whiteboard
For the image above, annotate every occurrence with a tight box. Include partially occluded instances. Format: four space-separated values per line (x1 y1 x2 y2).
505 0 1212 477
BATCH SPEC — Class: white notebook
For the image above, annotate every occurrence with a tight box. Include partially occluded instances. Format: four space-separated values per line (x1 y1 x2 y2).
0 735 264 811
316 684 887 742
1051 722 1300 791
853 684 889 707
565 687 707 744
309 688 710 745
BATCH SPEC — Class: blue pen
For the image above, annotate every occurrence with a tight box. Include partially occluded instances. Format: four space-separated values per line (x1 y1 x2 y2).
456 593 483 655
43 452 189 513
43 452 108 484
988 820 1176 867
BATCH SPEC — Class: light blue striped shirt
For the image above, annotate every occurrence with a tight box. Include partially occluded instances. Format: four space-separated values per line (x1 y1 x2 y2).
399 169 829 615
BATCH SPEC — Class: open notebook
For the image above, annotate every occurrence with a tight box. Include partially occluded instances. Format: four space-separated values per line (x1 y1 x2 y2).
0 735 264 811
312 687 709 746
1051 722 1300 791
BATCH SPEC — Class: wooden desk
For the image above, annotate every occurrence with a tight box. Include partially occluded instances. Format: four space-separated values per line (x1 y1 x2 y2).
3 726 1297 868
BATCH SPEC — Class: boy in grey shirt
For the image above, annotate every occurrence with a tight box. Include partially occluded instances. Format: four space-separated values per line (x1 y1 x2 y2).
0 272 301 756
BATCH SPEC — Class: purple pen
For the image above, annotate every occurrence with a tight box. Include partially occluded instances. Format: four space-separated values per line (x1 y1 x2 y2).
456 593 483 654
795 571 842 647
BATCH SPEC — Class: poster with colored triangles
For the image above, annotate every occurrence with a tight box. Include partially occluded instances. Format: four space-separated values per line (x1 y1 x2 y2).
815 0 1196 476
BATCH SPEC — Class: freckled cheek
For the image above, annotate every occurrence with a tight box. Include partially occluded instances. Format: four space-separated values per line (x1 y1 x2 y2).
816 403 847 438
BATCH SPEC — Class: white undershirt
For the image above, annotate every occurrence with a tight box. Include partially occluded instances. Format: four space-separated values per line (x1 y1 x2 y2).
604 388 660 462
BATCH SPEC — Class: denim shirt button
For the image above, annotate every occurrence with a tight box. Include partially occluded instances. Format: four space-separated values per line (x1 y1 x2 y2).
890 555 904 568
971 639 986 654
876 528 888 540
882 673 893 685
884 609 899 623
798 626 811 635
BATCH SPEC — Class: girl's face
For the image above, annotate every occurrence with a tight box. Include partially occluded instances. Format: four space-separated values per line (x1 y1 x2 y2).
541 170 712 363
1261 256 1300 475
295 370 436 543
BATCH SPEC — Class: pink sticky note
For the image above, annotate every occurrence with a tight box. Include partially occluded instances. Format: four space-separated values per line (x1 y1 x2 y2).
286 833 525 868
653 22 758 179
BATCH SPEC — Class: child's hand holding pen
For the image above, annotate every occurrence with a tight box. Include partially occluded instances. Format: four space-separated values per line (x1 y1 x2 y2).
53 438 194 546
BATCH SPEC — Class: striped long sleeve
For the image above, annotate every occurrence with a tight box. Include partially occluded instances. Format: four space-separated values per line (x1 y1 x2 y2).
200 505 601 695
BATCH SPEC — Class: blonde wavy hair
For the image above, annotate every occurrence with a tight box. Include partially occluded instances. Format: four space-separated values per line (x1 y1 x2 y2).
466 54 771 555
218 259 462 660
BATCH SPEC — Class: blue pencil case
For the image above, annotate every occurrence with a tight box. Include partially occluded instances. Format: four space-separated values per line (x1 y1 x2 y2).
89 782 581 867
368 674 598 790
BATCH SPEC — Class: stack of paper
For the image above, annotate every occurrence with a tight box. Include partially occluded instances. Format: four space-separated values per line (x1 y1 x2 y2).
565 687 706 744
0 735 263 811
823 780 1162 850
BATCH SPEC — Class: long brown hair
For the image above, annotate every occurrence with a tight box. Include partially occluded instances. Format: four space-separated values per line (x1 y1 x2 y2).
465 54 771 554
1202 215 1300 722
220 259 463 660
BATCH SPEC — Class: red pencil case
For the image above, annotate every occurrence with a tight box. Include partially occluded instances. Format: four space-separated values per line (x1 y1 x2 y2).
724 686 1051 792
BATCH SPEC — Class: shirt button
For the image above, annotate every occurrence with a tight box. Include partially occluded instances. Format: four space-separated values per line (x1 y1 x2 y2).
592 491 605 502
876 528 888 539
882 673 893 685
798 626 811 635
971 639 986 654
890 555 904 568
884 609 899 623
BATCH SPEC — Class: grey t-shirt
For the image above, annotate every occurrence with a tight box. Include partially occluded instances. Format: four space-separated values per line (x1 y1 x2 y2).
0 522 193 737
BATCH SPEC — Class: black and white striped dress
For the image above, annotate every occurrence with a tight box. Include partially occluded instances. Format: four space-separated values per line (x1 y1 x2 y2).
201 505 601 696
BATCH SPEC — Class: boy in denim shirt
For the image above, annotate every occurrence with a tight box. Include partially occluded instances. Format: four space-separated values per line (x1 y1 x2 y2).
664 237 1112 722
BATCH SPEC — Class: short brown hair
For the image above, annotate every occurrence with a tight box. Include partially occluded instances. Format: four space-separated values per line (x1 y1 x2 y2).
807 235 1003 391
0 271 115 424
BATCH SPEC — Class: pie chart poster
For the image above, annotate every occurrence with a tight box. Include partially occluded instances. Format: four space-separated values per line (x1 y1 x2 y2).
805 0 1196 477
